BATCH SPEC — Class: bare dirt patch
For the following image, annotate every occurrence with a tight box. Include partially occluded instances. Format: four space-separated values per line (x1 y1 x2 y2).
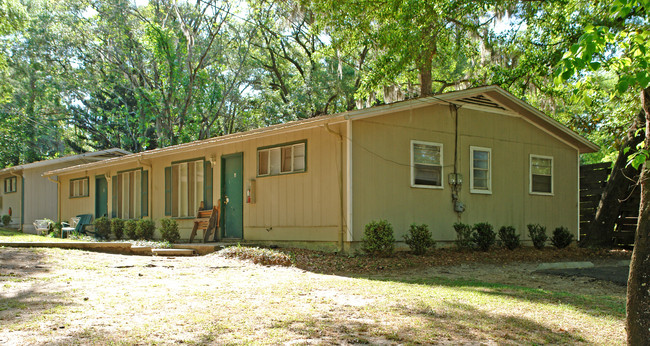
0 246 628 345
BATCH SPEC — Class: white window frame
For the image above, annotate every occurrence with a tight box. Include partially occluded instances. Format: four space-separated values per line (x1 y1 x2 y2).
530 154 554 195
171 160 204 218
70 177 89 198
470 146 492 194
257 142 306 177
115 170 142 220
4 177 17 194
410 140 444 189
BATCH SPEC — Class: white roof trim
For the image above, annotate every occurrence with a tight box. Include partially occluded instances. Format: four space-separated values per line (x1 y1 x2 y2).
0 148 130 175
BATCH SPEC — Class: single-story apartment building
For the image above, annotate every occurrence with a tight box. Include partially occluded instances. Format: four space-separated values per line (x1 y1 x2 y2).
0 149 130 232
44 86 598 251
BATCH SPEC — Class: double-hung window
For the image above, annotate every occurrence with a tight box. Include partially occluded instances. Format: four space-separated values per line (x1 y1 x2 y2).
530 155 553 194
70 177 89 198
164 159 212 218
411 140 443 188
112 170 148 219
470 147 491 194
258 142 306 176
4 177 17 193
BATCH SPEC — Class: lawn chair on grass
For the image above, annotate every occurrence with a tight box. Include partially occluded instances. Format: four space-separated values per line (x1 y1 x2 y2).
33 219 53 235
189 201 220 243
61 214 94 238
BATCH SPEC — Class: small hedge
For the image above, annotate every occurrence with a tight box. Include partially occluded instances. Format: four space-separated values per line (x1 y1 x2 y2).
160 218 180 243
551 226 574 249
111 218 124 240
124 220 138 240
404 223 435 255
528 224 548 249
472 222 496 251
453 222 473 250
219 246 293 266
2 215 11 226
136 219 156 240
361 219 395 257
498 226 520 250
93 216 112 240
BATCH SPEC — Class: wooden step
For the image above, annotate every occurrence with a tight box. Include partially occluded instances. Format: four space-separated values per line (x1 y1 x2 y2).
151 248 196 256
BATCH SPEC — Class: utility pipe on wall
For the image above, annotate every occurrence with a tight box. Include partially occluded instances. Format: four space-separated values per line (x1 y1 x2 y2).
324 123 346 253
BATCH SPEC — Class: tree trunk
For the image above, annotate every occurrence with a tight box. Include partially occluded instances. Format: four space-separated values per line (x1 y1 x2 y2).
627 87 650 344
582 110 645 247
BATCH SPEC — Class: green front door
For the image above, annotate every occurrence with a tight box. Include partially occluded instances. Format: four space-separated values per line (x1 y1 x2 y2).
95 175 108 218
222 153 243 239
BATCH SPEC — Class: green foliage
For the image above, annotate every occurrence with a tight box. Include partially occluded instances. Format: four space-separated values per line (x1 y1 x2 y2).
453 222 474 250
498 226 521 250
136 219 156 240
124 220 138 240
403 223 436 255
50 222 62 238
111 218 124 240
361 220 395 257
92 216 111 239
159 218 180 243
1 215 10 226
471 222 496 252
528 224 548 250
219 245 293 266
551 226 574 249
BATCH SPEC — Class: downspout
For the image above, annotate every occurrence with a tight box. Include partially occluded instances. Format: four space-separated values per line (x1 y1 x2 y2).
324 123 346 253
138 156 153 219
9 170 24 231
47 176 61 223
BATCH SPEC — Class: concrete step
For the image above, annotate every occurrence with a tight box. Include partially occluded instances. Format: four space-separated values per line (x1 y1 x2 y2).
151 248 196 256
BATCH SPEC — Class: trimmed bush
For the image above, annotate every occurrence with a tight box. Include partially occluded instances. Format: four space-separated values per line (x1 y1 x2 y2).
404 223 436 255
124 220 138 240
111 218 125 240
160 218 180 243
528 224 548 249
453 222 473 250
361 219 395 257
93 216 111 239
136 219 156 240
551 226 574 249
498 226 520 250
2 215 11 226
219 245 293 266
50 222 62 238
471 222 495 251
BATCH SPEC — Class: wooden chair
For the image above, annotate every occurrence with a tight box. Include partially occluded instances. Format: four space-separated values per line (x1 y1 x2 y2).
189 200 220 243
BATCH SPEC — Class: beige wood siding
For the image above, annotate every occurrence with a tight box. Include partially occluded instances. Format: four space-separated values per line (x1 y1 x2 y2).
352 104 580 244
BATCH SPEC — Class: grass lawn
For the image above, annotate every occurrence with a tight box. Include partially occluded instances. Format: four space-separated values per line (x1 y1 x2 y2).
0 228 75 242
0 245 626 345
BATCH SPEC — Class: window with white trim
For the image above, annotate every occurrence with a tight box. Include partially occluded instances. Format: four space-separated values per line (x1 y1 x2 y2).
530 155 553 194
4 177 17 193
470 147 491 193
258 142 306 176
70 177 89 198
171 160 204 218
411 140 443 188
114 170 143 219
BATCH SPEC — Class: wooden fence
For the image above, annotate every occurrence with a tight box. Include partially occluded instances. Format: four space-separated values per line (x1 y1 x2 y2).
579 162 639 246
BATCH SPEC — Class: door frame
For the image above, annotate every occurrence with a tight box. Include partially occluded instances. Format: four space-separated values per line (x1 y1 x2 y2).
220 152 244 239
95 175 108 218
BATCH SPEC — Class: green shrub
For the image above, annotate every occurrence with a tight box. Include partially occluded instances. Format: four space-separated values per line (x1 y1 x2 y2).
498 226 520 250
528 224 548 249
453 222 473 250
111 218 125 240
93 216 111 239
49 222 62 238
404 223 436 255
551 226 574 249
2 215 11 226
361 219 395 257
124 220 138 240
471 222 495 251
159 218 180 243
218 245 293 266
136 219 156 240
